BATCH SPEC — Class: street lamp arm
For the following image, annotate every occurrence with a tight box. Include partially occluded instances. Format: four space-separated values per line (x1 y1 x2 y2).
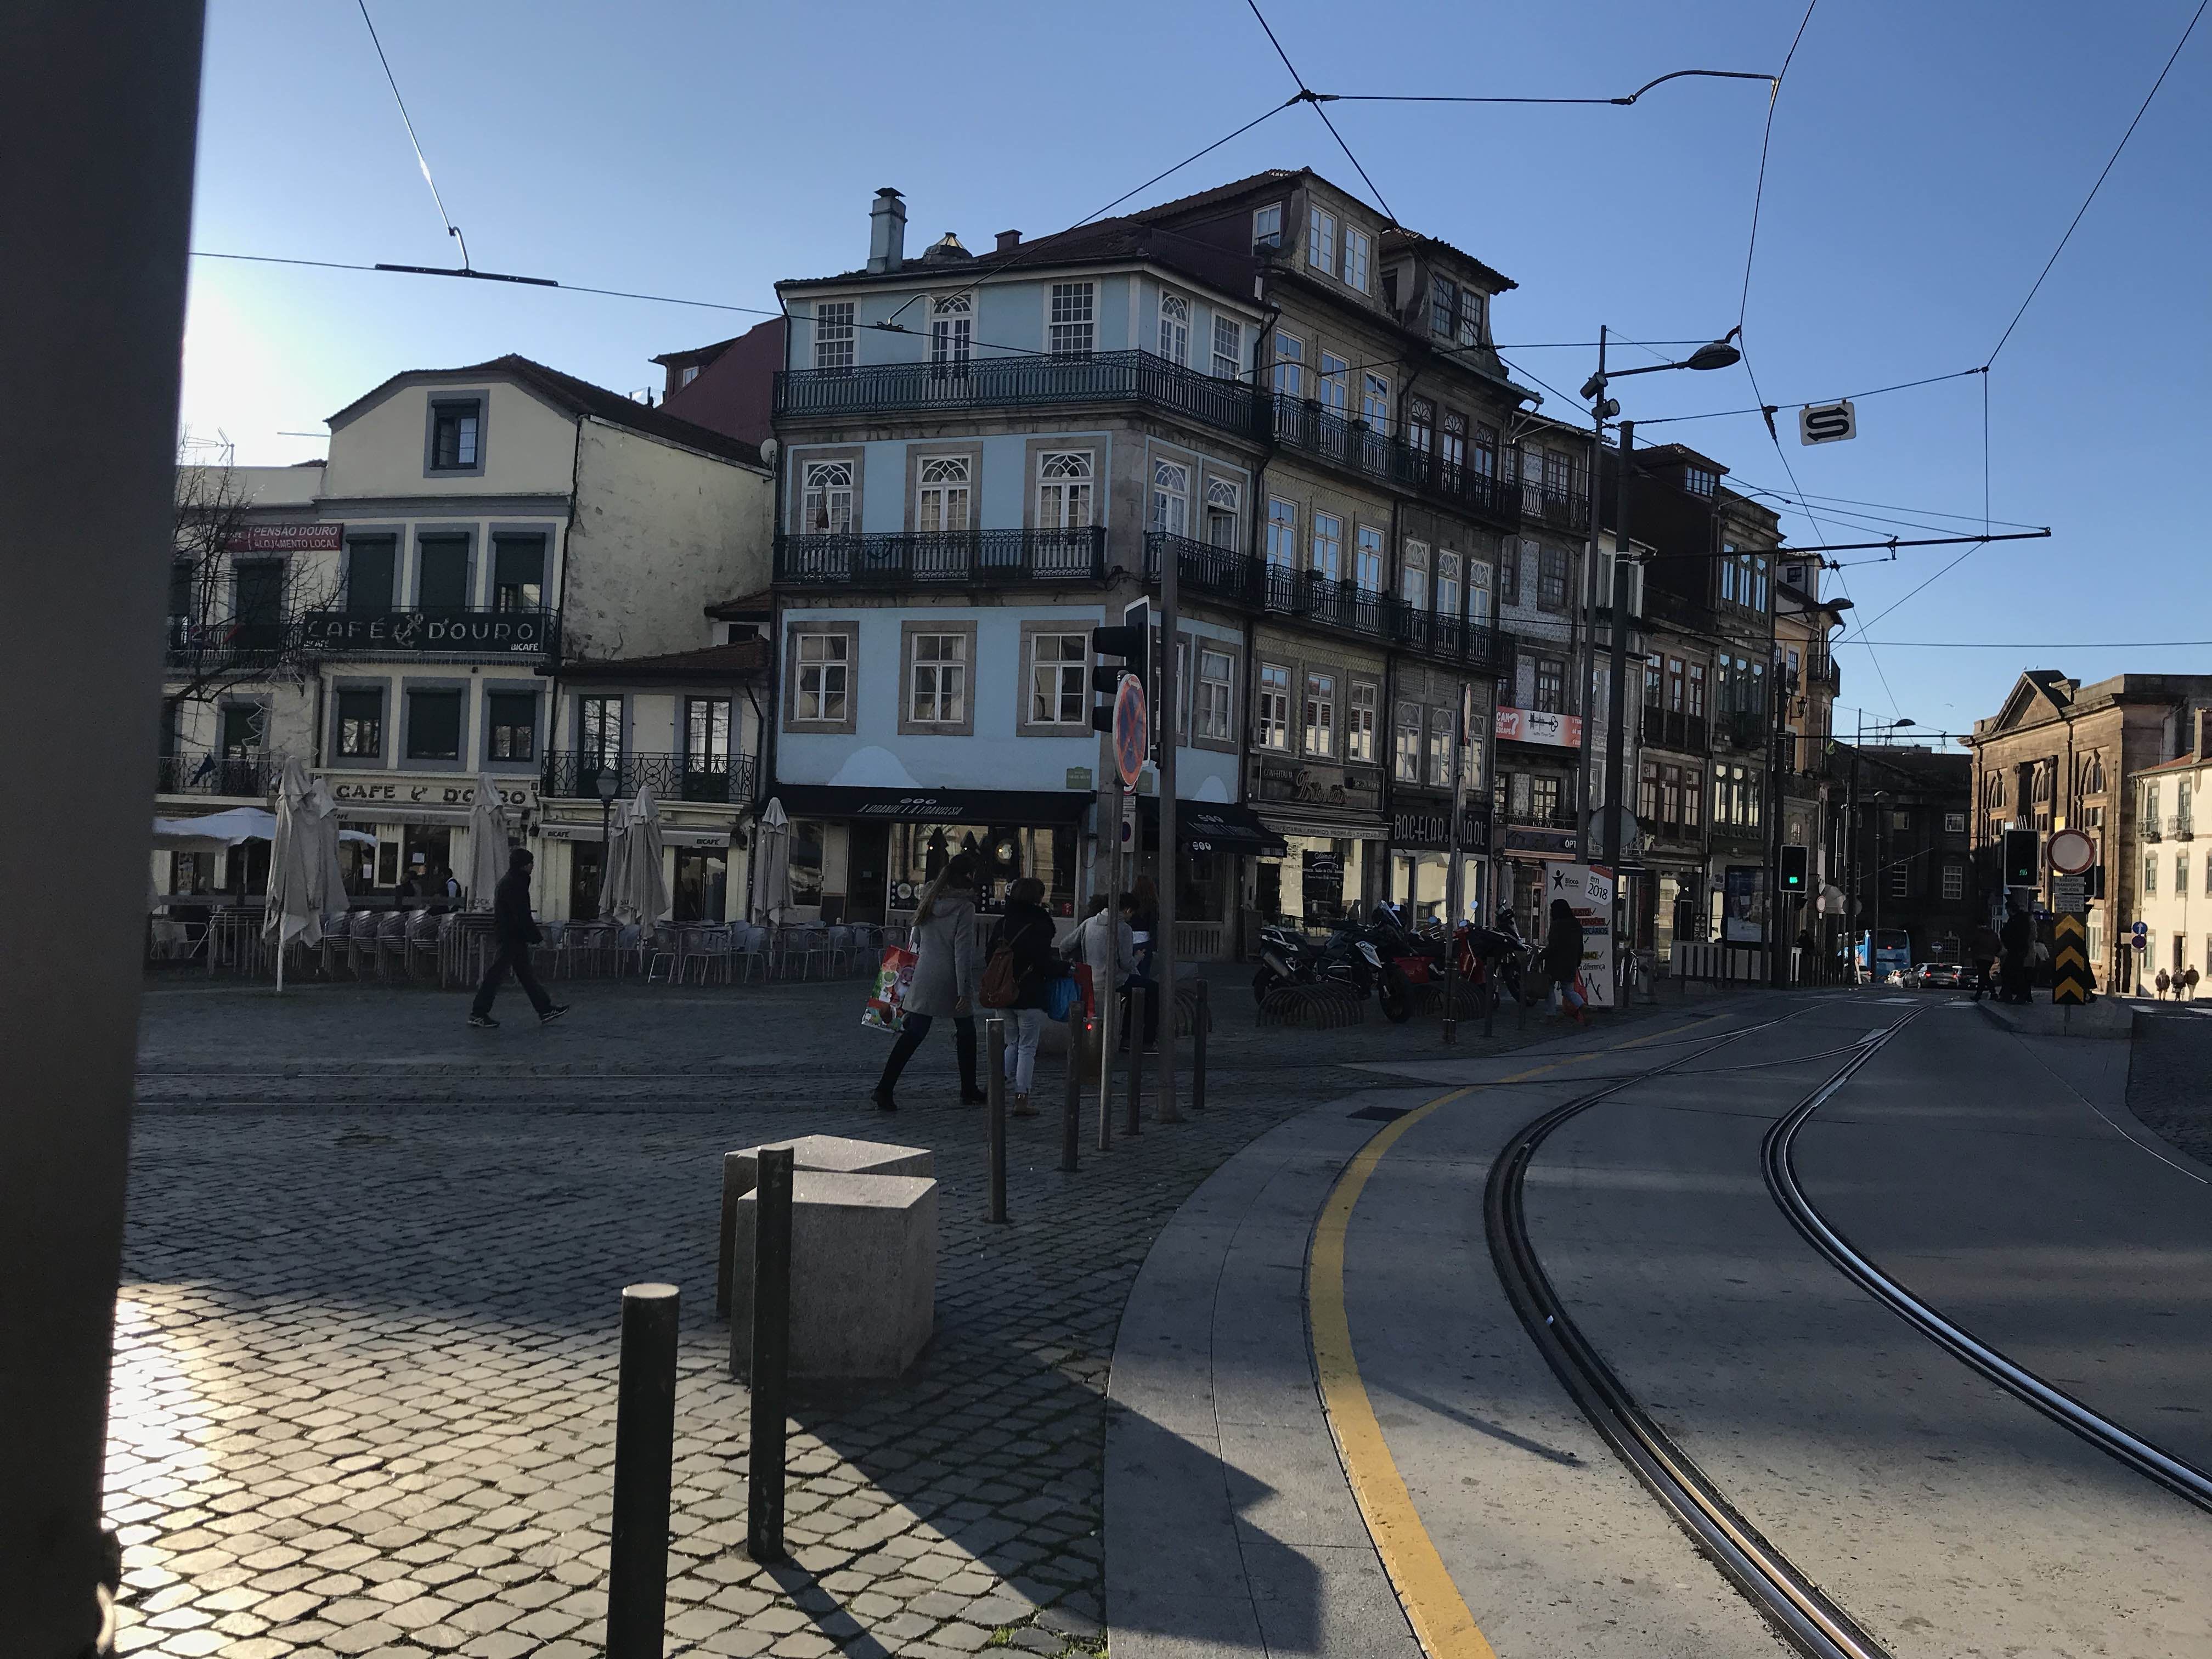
1612 68 1778 105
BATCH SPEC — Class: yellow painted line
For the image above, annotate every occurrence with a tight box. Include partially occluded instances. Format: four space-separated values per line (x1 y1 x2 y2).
1306 1014 1725 1657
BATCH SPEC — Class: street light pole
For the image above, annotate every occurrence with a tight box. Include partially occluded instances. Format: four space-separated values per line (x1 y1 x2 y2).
1599 420 1634 873
1574 326 1610 860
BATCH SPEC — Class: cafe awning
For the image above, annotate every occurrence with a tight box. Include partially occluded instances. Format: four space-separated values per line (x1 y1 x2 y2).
772 784 1091 826
1136 799 1288 857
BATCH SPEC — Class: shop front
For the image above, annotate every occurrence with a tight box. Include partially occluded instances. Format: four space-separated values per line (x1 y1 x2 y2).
1387 795 1491 926
1135 799 1288 959
325 773 537 906
769 784 1090 923
1251 806 1390 930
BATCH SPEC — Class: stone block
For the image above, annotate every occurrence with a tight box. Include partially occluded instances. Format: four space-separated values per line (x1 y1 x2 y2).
729 1172 936 1382
718 1137 933 1314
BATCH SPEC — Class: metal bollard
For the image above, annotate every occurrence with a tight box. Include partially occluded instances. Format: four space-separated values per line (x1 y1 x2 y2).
1060 1006 1082 1171
607 1282 679 1659
1191 978 1209 1112
1483 977 1496 1039
1096 989 1115 1153
1123 985 1145 1138
986 1017 1008 1224
746 1147 793 1563
715 1152 744 1320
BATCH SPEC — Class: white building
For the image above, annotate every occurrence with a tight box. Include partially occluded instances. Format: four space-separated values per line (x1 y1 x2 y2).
157 354 775 921
2131 713 2212 988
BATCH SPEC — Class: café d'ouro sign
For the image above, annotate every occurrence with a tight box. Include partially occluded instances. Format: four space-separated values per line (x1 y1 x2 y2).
302 610 551 654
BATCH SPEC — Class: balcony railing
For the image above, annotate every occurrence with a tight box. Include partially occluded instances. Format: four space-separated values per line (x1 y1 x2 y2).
1715 708 1767 751
1498 806 1580 832
1264 396 1520 525
776 527 1107 586
165 614 291 666
2170 814 2195 841
774 349 1263 441
299 607 560 658
1640 707 1711 754
157 751 275 798
542 752 758 805
1143 533 1504 669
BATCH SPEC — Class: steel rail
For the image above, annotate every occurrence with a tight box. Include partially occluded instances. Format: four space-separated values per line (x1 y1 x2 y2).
1485 1011 1895 1659
1764 1015 2212 1516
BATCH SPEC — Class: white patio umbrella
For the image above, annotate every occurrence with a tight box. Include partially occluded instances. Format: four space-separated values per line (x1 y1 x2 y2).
466 772 510 909
597 800 631 920
750 797 792 924
264 758 347 990
612 785 670 926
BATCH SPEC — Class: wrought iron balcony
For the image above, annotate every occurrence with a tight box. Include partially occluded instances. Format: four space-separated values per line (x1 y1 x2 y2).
1507 469 1591 532
298 606 560 658
1264 396 1517 524
165 613 292 667
776 527 1107 587
542 751 757 806
157 750 275 798
774 349 1263 440
2170 814 2195 841
1716 708 1767 751
1640 707 1711 755
1143 533 1504 670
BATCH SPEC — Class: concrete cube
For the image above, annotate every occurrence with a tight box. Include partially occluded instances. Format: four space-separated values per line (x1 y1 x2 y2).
718 1136 933 1313
729 1171 936 1382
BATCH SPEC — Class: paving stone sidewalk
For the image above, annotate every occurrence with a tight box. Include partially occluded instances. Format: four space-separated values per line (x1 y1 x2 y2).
110 969 1673 1658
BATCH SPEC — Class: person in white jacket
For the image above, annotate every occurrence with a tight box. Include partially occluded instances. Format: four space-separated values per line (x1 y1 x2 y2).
1070 893 1136 1029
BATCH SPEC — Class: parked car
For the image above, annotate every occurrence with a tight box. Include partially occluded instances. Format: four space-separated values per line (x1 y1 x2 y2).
1916 962 1967 990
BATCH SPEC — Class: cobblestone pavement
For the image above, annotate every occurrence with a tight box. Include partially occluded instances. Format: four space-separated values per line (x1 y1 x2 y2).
2124 1000 2212 1166
110 968 1677 1658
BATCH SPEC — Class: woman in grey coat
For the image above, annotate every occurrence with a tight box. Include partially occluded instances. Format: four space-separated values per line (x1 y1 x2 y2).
873 852 987 1111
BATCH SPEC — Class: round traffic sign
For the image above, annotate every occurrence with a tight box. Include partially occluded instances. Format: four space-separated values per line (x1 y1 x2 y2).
2047 827 2095 876
2132 920 2148 936
1112 674 1149 787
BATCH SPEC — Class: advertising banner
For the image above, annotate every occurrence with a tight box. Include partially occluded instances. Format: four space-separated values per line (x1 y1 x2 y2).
1493 707 1583 748
1543 860 1616 1009
1723 864 1767 943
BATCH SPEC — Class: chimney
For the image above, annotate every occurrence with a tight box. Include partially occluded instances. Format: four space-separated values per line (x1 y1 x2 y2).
867 187 906 274
995 229 1022 254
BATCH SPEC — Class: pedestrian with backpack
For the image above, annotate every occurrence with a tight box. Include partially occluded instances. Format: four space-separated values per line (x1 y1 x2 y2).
980 876 1059 1116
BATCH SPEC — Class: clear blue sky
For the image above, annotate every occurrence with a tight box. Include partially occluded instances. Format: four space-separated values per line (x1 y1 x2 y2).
184 0 2210 738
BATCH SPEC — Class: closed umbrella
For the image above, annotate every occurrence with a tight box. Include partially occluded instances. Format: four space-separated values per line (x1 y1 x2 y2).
303 776 350 921
466 772 509 909
264 758 338 990
751 797 792 924
598 800 631 920
614 784 670 926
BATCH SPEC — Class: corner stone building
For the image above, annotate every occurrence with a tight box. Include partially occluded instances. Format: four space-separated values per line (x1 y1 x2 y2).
1965 670 2212 990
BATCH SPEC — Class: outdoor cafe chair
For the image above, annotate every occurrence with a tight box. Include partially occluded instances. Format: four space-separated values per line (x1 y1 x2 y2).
823 925 856 977
408 911 443 980
777 923 828 981
682 924 733 985
644 923 685 984
376 911 411 980
729 923 769 983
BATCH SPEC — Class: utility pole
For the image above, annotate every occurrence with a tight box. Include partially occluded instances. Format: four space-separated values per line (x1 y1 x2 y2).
1574 328 1609 859
1155 536 1180 1122
1765 561 1786 988
1599 422 1635 872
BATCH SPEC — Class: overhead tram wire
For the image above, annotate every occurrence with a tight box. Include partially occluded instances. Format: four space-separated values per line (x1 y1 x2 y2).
1632 366 1986 429
1730 482 2044 530
1243 0 1398 224
1840 637 2212 650
187 251 783 317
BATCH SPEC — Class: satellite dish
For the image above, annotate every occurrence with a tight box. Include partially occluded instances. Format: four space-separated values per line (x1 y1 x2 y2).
758 437 780 469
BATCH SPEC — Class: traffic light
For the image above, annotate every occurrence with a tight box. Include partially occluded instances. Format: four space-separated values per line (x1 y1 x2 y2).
1089 623 1145 732
2001 827 2040 888
1779 844 1809 894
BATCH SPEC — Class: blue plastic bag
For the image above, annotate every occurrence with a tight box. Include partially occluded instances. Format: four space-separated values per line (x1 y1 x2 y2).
1044 973 1080 1022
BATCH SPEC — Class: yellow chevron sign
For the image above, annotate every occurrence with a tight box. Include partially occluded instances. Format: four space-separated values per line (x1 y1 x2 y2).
2051 914 2091 1005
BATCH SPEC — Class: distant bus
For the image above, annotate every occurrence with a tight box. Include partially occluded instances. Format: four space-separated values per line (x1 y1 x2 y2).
1856 929 1912 981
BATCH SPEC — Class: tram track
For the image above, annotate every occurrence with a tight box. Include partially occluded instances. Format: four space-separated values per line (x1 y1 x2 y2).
1484 1007 1896 1659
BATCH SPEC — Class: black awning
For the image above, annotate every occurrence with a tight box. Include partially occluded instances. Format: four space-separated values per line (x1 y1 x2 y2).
1137 798 1289 857
770 783 1091 826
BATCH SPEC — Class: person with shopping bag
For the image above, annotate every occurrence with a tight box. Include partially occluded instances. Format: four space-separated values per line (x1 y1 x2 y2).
1537 896 1590 1026
871 852 986 1113
980 876 1060 1118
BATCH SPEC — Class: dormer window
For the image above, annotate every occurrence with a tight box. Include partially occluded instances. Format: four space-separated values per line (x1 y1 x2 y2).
1252 203 1282 248
679 365 700 388
1685 466 1717 496
429 399 481 471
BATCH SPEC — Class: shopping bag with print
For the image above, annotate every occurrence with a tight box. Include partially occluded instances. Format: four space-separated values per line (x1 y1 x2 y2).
862 940 918 1033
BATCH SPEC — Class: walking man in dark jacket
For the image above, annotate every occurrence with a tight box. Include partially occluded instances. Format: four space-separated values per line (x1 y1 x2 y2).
470 848 568 1029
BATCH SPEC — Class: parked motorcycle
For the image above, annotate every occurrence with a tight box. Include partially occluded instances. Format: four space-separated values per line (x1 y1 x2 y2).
1252 917 1412 1019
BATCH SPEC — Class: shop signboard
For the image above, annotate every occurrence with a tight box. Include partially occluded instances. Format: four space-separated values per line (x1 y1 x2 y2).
1543 861 1616 1009
328 776 533 811
1722 864 1767 943
1301 848 1345 915
221 522 343 553
1494 707 1583 748
301 609 555 654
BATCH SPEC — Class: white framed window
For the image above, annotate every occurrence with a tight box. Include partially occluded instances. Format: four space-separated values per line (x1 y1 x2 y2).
1401 539 1429 609
1944 810 1966 833
1253 203 1283 247
1311 511 1342 583
1211 315 1244 380
1437 551 1462 620
1151 459 1189 536
1468 557 1492 624
1355 525 1384 594
796 633 850 723
1304 672 1336 758
1307 207 1336 273
1341 227 1371 291
1318 352 1349 416
909 632 967 726
814 301 855 371
1037 451 1094 529
1266 497 1297 569
917 455 971 533
1361 372 1391 432
1394 701 1422 783
1205 478 1240 549
1197 647 1234 741
1030 631 1088 727
679 365 700 387
800 460 854 535
1458 287 1484 347
1427 708 1453 787
1347 681 1378 763
1940 864 1965 902
1158 291 1190 366
1273 333 1305 399
2145 854 2157 896
1257 663 1291 751
930 292 972 365
2180 854 2192 896
1048 282 1095 355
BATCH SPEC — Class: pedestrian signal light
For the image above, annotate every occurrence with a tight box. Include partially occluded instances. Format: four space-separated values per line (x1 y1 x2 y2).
1779 844 1809 893
2001 827 2040 888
